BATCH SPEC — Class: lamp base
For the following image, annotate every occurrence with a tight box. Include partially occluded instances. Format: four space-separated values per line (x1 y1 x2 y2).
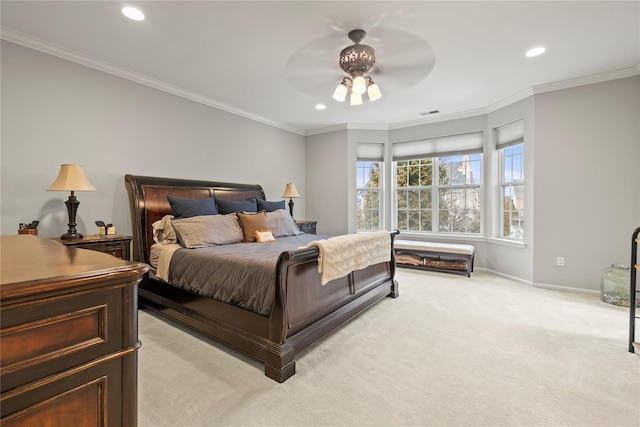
288 198 295 218
60 232 83 240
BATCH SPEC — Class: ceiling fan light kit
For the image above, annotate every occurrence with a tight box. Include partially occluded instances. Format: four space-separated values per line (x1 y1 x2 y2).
333 29 382 105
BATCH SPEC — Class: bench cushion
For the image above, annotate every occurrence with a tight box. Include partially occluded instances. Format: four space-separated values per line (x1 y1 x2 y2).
394 240 475 256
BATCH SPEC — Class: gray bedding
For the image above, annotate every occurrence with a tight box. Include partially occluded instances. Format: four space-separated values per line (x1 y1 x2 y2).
168 234 326 316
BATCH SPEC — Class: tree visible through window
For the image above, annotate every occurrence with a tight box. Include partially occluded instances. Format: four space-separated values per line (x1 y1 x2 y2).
501 143 524 239
395 154 481 233
496 120 524 241
356 161 381 231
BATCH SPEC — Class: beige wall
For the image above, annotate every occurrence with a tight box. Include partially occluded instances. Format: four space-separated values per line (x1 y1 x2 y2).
532 76 640 291
1 41 306 238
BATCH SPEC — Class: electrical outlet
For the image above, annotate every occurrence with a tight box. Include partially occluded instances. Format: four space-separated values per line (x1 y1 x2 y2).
556 256 565 267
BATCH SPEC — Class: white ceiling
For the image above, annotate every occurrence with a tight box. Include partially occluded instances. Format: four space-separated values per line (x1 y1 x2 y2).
2 1 639 135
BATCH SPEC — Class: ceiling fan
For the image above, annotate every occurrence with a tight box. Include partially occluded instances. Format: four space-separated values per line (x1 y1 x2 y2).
285 27 436 103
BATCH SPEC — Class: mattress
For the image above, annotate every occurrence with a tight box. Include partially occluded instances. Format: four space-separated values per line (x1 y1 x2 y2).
151 234 325 316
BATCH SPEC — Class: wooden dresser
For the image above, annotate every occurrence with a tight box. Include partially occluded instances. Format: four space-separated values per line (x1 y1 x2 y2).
0 235 149 426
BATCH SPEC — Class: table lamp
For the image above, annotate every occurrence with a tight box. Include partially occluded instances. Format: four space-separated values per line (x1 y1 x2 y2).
281 182 301 218
47 164 96 240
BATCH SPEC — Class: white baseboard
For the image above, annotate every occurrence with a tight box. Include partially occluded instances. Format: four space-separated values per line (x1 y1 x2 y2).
531 282 600 296
483 268 600 296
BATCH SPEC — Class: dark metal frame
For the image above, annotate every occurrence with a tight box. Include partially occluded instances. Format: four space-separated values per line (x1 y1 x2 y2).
629 227 639 353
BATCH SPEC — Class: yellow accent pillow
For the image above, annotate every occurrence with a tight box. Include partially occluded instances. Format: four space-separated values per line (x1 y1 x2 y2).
255 230 276 243
237 211 267 242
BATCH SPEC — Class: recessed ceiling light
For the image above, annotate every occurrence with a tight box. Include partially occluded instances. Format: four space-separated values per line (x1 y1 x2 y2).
315 104 326 110
526 47 546 57
122 6 145 21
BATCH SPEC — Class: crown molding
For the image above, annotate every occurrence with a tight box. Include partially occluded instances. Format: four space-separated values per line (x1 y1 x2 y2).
388 108 487 130
0 27 306 136
531 66 640 95
305 122 390 136
3 27 637 138
305 123 349 136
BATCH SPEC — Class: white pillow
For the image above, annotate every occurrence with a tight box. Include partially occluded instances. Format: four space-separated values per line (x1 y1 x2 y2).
172 214 244 248
152 215 177 244
266 209 303 237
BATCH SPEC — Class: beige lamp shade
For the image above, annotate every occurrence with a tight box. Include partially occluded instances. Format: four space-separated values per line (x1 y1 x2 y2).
281 183 301 198
47 164 96 192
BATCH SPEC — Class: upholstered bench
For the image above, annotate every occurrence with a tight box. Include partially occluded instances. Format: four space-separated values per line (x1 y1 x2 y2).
394 240 475 277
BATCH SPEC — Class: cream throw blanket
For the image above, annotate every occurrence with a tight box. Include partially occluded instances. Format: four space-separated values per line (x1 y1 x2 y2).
151 243 182 282
306 230 391 285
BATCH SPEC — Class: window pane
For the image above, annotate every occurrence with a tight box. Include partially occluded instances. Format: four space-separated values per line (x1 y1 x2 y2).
408 189 420 208
420 161 432 186
420 189 432 209
357 161 382 232
420 210 432 231
407 210 420 231
500 143 524 240
397 189 408 209
394 150 481 235
397 210 408 230
408 163 420 186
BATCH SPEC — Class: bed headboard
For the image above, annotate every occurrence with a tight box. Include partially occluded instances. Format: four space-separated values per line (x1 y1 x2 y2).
125 174 266 264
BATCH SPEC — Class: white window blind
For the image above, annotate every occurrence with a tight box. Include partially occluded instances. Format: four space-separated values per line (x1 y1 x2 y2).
496 120 524 149
357 143 385 161
392 132 483 161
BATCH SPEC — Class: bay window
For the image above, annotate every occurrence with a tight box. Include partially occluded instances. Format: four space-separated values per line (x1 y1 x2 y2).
393 132 483 234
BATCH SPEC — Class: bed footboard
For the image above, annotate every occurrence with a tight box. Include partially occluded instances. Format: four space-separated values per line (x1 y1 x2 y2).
265 230 399 382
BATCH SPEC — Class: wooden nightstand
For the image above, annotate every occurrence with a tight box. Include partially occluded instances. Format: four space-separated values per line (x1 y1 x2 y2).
52 234 132 260
295 220 317 234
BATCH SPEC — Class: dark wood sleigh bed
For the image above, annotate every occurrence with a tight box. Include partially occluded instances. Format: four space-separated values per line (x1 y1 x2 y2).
125 174 399 382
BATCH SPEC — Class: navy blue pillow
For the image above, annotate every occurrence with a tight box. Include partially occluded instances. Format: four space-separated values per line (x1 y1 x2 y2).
216 197 258 214
167 196 218 219
257 199 286 212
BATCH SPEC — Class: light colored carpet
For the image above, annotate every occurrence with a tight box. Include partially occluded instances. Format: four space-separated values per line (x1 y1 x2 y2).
138 270 639 427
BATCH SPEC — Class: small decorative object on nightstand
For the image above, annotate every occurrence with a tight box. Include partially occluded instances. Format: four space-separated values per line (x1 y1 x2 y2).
52 234 132 260
296 220 317 235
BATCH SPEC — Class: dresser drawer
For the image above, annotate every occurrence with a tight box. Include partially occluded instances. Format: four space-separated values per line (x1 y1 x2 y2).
0 288 123 392
84 241 124 258
1 357 122 424
71 241 126 259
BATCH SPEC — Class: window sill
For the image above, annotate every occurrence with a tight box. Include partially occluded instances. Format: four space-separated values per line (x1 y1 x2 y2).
486 237 527 249
394 232 527 249
397 232 486 244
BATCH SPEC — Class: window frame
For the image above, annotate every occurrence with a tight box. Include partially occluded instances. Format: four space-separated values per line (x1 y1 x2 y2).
393 152 482 235
356 160 383 231
495 119 525 241
356 143 385 232
499 143 524 241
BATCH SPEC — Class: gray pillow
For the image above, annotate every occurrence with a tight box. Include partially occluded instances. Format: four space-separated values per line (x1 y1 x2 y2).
171 214 243 248
266 209 302 237
216 197 258 214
